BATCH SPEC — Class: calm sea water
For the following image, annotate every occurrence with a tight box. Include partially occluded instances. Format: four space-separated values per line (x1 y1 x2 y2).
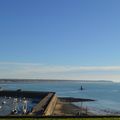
1 80 120 115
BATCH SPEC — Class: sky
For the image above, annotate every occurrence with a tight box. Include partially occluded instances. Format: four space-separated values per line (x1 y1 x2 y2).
0 0 120 81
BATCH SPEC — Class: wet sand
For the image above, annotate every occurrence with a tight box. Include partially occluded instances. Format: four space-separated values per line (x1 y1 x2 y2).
52 99 92 116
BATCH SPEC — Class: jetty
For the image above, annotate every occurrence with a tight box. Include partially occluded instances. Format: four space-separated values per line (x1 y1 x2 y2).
0 90 95 116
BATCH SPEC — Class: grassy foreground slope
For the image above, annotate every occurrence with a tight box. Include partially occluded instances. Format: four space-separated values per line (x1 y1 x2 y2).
0 118 120 120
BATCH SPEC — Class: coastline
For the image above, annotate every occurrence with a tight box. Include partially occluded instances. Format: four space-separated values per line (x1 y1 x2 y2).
0 80 120 116
52 98 120 116
52 98 93 116
0 79 113 84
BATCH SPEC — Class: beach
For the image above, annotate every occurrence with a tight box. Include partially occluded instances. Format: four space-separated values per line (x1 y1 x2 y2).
53 98 120 116
1 80 120 116
53 98 93 116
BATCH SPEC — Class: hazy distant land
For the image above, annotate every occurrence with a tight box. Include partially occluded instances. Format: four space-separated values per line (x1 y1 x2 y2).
0 79 113 83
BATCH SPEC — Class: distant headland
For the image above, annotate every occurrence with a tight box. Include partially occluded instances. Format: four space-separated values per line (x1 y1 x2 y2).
0 79 113 83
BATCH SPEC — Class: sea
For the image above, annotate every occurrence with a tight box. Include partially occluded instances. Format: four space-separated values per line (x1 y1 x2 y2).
1 80 120 115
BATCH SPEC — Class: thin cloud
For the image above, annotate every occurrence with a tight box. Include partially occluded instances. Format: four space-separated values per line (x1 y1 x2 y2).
0 62 43 66
1 62 120 72
0 62 120 81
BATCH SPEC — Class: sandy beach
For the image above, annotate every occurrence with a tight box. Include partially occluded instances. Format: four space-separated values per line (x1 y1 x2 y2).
52 98 93 116
52 98 120 116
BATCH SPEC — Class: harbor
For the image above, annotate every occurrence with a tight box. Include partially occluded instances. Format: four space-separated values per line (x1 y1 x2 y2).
0 90 56 116
0 89 95 116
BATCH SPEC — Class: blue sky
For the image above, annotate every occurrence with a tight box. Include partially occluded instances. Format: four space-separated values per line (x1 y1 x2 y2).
0 0 120 81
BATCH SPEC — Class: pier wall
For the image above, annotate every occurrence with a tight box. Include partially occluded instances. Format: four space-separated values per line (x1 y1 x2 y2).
43 94 57 116
0 90 57 116
0 90 49 98
31 93 54 115
31 92 57 116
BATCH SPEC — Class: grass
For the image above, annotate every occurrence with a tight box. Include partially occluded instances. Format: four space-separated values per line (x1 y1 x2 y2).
0 118 120 120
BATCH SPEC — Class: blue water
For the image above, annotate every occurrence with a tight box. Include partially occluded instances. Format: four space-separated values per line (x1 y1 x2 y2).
1 80 120 114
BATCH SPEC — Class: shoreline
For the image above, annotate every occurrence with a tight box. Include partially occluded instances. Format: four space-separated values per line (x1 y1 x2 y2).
52 98 93 116
52 98 120 116
0 79 113 83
